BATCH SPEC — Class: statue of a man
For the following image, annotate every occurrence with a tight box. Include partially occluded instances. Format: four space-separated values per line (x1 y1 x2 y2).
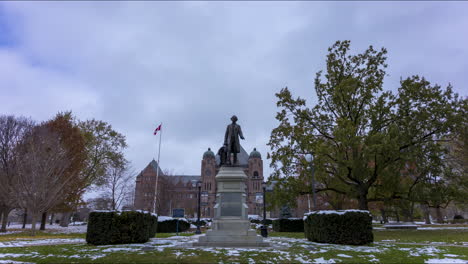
224 115 245 165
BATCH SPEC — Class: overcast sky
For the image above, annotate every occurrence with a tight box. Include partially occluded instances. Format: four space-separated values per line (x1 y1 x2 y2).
1 2 467 180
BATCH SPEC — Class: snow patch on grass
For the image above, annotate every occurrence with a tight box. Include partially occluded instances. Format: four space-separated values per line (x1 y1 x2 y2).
425 258 468 263
313 257 336 263
337 254 352 258
0 238 85 248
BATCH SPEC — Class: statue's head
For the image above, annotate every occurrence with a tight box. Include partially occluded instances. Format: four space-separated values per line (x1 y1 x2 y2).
231 115 238 122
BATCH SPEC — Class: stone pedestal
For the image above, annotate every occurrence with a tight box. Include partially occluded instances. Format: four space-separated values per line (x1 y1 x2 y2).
193 166 269 247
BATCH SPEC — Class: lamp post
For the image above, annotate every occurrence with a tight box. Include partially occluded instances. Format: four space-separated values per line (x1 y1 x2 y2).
260 181 268 238
305 153 316 211
192 180 202 234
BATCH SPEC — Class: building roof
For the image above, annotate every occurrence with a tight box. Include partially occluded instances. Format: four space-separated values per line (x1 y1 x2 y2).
249 148 261 159
203 148 215 159
165 175 201 185
149 159 164 176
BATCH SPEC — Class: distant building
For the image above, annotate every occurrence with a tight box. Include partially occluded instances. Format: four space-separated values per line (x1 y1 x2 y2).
133 145 265 217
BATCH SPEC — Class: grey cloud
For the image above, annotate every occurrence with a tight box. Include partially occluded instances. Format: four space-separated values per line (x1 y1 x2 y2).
0 2 467 179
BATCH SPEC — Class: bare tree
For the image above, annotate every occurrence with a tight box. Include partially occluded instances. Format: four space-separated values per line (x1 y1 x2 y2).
0 115 33 232
101 162 135 210
13 121 85 235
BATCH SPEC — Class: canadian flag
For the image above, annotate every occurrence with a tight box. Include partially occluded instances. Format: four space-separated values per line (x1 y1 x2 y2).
153 124 162 135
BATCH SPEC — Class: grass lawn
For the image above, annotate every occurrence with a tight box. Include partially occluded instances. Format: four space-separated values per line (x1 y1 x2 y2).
271 229 468 245
0 231 85 242
0 228 466 263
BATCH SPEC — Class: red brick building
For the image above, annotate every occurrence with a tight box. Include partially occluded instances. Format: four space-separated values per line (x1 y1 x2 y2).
133 146 265 217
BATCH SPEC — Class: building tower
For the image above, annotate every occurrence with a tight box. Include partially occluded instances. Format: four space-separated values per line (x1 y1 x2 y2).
201 148 217 217
247 148 264 215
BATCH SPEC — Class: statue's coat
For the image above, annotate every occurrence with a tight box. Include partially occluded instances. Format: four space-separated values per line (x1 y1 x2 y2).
224 123 243 154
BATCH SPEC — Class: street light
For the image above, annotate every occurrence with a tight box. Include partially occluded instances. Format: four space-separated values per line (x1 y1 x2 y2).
192 180 202 234
260 181 268 238
305 153 317 211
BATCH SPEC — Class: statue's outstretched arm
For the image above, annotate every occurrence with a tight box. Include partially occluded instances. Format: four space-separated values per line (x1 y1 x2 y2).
239 125 245 140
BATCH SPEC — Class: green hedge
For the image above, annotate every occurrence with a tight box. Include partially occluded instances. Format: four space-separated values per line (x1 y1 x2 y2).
157 218 190 233
250 219 273 225
449 219 468 224
304 210 373 245
86 211 158 245
272 218 304 232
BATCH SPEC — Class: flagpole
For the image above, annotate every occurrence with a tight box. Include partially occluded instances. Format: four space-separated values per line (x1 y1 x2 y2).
153 123 162 214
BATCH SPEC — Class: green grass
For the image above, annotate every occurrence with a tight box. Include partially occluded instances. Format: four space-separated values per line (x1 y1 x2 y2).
0 229 466 263
0 230 85 241
269 229 468 244
0 239 466 263
374 229 468 244
155 232 196 238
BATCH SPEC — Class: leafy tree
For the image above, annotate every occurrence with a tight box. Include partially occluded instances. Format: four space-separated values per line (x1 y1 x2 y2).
78 119 127 187
268 40 465 210
55 117 127 226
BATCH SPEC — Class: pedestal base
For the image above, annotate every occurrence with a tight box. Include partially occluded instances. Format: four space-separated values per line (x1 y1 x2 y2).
193 219 270 247
192 166 270 248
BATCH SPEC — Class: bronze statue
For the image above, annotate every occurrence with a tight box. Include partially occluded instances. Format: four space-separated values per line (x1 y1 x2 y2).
217 145 227 165
224 115 245 165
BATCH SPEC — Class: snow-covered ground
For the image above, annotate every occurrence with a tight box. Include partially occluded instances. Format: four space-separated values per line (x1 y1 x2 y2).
3 224 87 234
0 226 466 263
0 238 85 248
0 234 465 263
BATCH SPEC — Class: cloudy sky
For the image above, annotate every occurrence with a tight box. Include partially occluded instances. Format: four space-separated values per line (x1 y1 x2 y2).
1 2 467 179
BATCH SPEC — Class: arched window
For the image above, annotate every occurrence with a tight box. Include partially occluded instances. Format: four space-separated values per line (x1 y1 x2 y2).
253 171 259 178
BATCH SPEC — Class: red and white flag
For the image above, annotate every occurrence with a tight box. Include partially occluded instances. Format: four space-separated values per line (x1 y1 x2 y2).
153 124 162 135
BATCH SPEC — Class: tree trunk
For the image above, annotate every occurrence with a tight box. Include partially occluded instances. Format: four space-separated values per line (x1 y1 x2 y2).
30 213 38 236
49 213 55 225
435 206 444 223
421 204 431 224
357 190 369 210
60 212 72 227
40 212 47 230
380 208 388 223
22 209 27 229
0 207 11 232
409 202 415 223
395 210 400 223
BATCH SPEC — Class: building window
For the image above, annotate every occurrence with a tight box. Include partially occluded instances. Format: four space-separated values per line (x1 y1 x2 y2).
253 171 259 178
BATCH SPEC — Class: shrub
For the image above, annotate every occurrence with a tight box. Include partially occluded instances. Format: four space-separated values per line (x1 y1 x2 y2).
86 211 157 245
449 219 468 224
188 218 208 226
157 217 190 233
454 215 464 220
272 218 304 232
250 218 273 225
304 210 373 245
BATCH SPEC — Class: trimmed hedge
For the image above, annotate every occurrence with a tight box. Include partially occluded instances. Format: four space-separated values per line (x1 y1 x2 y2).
188 218 208 227
250 219 273 225
304 210 373 245
272 218 304 232
86 211 157 245
157 219 190 233
449 219 468 224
